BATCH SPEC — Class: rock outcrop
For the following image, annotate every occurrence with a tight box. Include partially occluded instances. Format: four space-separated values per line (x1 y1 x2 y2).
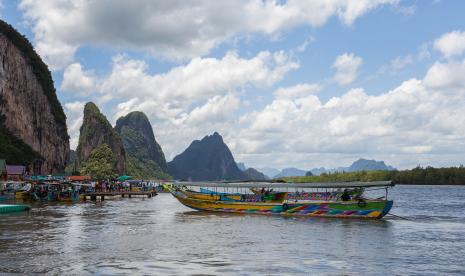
76 102 126 175
244 168 268 180
237 162 246 171
115 111 168 179
168 132 247 181
274 168 307 178
0 20 69 173
347 158 395 172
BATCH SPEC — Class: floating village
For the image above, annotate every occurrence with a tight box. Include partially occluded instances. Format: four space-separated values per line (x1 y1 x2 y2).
0 162 162 214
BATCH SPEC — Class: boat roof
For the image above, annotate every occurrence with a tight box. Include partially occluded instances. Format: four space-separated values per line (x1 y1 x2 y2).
170 181 393 189
6 165 26 175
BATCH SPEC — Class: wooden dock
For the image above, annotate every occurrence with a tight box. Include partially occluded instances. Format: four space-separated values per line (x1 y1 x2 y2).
82 191 157 201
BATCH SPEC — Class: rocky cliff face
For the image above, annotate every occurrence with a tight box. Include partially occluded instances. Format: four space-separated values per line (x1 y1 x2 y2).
168 132 247 181
76 102 126 174
0 20 69 173
115 111 168 179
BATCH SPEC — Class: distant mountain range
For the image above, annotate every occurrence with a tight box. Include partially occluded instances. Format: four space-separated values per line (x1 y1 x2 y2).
274 168 307 178
307 158 396 176
256 167 280 179
240 158 397 179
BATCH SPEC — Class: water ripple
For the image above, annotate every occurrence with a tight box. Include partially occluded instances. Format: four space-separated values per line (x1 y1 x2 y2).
1 186 465 275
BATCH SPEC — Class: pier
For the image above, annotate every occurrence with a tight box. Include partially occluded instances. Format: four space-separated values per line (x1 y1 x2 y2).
82 191 157 201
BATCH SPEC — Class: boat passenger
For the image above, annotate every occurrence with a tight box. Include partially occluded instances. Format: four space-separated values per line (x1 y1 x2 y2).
341 189 351 201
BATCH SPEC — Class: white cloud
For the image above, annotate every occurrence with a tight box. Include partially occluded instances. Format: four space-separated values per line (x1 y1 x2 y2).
433 30 465 58
64 101 86 149
295 36 314 52
231 56 465 169
332 53 363 85
63 50 299 155
98 51 298 105
61 63 97 95
417 43 431 61
394 4 416 16
180 94 241 126
401 146 432 154
423 59 465 90
61 47 465 170
275 83 322 99
19 0 398 69
390 55 413 70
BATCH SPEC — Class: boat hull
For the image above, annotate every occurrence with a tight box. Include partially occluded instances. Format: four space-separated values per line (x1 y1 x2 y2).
0 204 31 214
15 191 29 200
172 191 393 219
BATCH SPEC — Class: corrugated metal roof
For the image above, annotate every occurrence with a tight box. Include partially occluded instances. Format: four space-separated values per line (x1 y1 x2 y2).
6 165 26 175
66 175 91 181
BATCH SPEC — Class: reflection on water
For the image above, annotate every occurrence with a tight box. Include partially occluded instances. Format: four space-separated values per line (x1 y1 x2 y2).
1 186 465 275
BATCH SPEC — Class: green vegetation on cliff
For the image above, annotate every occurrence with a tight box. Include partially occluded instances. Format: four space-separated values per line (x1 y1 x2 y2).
76 102 127 175
115 111 169 179
80 144 117 180
0 125 41 165
76 102 115 153
126 157 170 180
0 20 67 127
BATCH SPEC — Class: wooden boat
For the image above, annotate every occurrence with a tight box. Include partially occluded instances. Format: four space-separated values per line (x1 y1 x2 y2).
0 190 14 201
30 183 84 202
0 204 31 214
169 181 394 219
57 190 81 202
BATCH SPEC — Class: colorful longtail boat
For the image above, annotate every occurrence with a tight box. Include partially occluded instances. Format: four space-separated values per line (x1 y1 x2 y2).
169 181 394 219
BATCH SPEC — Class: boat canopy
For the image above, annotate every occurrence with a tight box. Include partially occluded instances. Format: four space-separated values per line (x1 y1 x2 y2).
117 175 133 181
170 181 393 189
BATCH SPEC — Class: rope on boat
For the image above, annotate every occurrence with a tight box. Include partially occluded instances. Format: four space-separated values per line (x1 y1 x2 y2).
386 213 410 220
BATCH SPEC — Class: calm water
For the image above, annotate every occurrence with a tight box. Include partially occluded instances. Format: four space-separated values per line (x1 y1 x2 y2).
1 185 465 275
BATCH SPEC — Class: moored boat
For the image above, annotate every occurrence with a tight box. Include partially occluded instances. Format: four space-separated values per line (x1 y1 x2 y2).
169 181 394 219
0 204 31 214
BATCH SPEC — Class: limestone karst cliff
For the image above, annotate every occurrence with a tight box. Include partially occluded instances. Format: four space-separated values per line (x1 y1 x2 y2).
115 111 169 179
0 20 69 173
76 102 126 175
168 132 248 181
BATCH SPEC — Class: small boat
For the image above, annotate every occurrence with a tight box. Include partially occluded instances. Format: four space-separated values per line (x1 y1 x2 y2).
0 182 32 200
0 204 31 214
0 192 14 201
57 190 81 202
169 181 394 219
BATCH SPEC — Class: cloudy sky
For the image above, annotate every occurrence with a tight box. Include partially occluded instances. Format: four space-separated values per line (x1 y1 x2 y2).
2 0 465 170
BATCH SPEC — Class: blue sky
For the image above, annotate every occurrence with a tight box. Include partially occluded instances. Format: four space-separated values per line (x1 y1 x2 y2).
2 0 465 170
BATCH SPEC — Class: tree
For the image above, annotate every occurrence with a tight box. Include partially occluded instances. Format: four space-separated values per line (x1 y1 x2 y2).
80 144 117 180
